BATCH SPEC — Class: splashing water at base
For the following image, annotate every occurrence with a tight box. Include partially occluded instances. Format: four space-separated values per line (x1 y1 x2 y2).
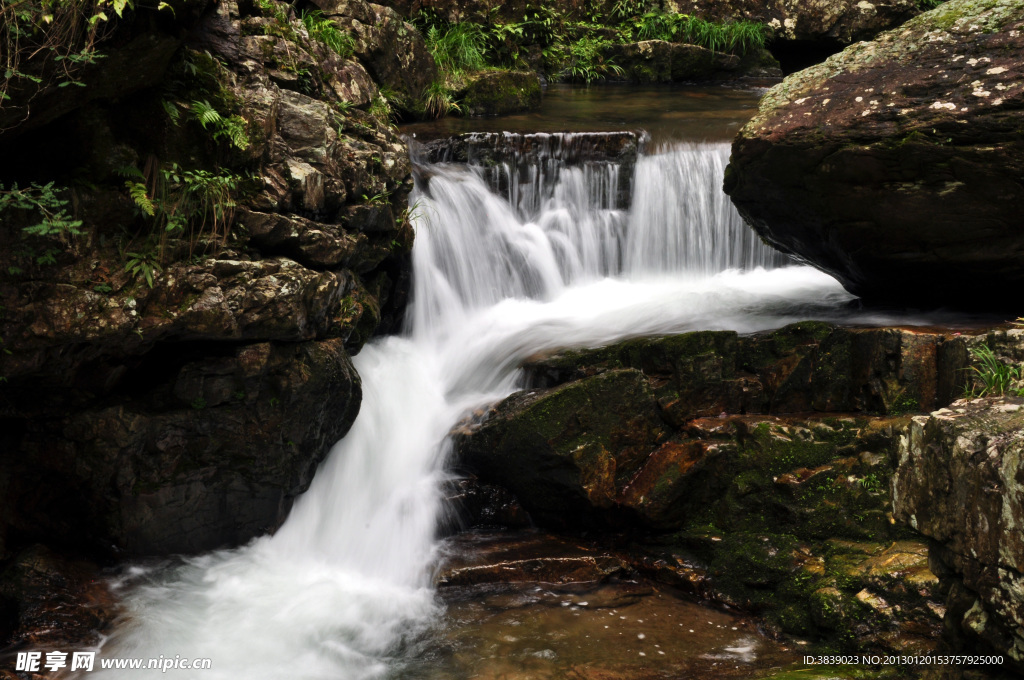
87 141 924 679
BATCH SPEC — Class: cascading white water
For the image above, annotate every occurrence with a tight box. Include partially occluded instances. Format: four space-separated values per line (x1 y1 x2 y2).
87 138 864 679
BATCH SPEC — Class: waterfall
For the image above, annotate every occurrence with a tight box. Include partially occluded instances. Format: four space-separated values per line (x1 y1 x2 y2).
86 137 855 679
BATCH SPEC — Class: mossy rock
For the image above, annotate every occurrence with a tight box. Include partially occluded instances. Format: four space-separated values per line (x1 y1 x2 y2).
457 70 542 117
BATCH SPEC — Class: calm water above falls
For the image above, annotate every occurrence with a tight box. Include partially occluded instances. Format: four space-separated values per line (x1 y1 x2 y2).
402 83 762 145
86 87 960 679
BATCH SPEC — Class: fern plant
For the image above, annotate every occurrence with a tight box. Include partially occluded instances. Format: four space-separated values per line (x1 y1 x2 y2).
118 161 243 260
301 10 356 58
190 100 250 150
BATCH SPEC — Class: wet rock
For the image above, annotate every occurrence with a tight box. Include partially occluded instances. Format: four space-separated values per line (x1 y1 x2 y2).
1 339 360 556
436 532 632 587
455 322 982 653
418 130 646 167
525 322 970 422
894 397 1024 669
725 0 1024 308
444 477 532 531
455 369 670 528
414 130 646 211
455 70 542 116
0 545 116 651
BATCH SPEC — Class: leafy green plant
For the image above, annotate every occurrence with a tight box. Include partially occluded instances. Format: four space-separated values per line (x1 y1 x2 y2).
634 11 675 41
423 81 460 118
964 345 1024 398
482 21 526 67
1 0 131 107
124 249 162 287
562 37 623 85
367 95 394 123
362 190 391 206
0 182 83 240
119 161 243 258
426 22 488 75
190 99 250 151
858 474 882 493
301 9 356 58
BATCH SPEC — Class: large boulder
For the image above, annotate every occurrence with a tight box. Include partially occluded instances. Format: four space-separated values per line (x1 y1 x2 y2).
725 0 1024 308
1 339 360 556
893 397 1024 670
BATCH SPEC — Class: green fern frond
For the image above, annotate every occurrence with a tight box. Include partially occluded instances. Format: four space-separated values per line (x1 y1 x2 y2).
114 164 145 179
191 100 222 129
125 181 156 216
161 98 182 125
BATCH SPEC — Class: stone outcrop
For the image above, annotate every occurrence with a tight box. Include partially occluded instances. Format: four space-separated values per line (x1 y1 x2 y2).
457 322 970 529
418 130 646 166
2 339 361 556
453 70 542 116
314 0 439 115
725 0 1024 308
0 0 414 562
454 322 975 652
604 42 781 83
894 397 1024 670
0 546 119 655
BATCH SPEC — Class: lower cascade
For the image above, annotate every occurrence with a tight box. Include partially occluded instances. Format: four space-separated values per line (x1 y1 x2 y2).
90 138 878 678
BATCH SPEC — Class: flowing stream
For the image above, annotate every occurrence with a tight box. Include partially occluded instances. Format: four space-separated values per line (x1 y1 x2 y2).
88 132 929 679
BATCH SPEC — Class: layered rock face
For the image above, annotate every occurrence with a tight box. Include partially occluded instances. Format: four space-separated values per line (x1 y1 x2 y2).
725 0 1024 308
0 0 416 559
313 0 439 115
894 397 1024 671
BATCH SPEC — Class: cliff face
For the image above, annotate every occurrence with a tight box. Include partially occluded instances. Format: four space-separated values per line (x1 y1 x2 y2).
0 0 419 560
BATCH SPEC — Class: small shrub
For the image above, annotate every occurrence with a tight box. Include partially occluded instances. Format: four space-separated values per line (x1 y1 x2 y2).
124 249 162 288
